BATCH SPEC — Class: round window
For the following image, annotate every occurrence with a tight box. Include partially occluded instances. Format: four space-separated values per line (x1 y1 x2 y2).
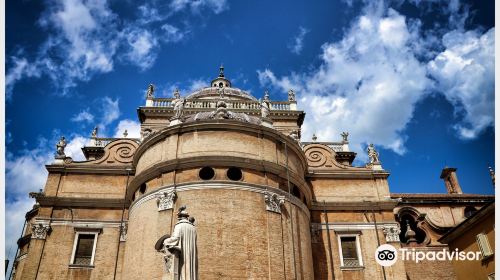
199 167 215 180
226 167 243 181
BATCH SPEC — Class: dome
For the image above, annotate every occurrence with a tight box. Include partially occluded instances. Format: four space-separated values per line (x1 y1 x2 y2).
185 87 257 101
185 65 258 101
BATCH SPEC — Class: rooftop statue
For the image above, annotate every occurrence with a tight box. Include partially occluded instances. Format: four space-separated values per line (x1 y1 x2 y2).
260 91 271 119
341 132 349 142
367 143 380 164
91 126 98 138
172 89 186 120
146 84 155 98
288 89 296 102
55 136 67 158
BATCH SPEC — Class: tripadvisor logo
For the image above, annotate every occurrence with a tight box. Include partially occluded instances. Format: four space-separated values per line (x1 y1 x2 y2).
375 244 482 267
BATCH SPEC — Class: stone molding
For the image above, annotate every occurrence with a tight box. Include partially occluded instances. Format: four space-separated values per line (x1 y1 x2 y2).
311 222 400 231
310 200 398 211
382 224 401 243
264 191 285 214
35 218 124 228
31 223 51 240
129 182 310 218
36 196 127 208
156 190 177 211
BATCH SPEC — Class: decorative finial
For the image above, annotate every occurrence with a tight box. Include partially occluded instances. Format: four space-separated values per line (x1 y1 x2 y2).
55 136 67 159
91 126 98 138
489 166 495 186
312 133 317 141
404 220 417 244
123 130 128 138
219 64 224 77
367 143 380 164
341 132 349 142
146 84 155 98
288 89 296 102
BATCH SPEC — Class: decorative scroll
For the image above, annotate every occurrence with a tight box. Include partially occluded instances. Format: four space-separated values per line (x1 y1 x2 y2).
31 223 51 240
264 192 285 214
303 144 343 169
94 139 139 164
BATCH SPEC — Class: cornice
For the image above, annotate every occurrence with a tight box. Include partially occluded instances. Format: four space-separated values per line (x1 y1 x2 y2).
307 169 390 179
310 200 398 211
37 196 127 208
46 164 135 175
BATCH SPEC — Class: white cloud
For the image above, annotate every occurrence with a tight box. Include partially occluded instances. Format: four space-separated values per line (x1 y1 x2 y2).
259 7 430 157
5 56 42 99
170 0 228 14
100 97 120 127
161 24 187 43
113 119 141 138
71 109 94 123
428 28 494 139
123 28 159 70
288 26 309 54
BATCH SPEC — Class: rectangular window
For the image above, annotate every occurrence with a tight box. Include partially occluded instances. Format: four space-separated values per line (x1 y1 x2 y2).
338 234 363 268
476 233 493 258
70 232 99 267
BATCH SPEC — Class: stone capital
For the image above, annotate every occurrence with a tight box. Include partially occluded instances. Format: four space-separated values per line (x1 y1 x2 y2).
31 223 51 240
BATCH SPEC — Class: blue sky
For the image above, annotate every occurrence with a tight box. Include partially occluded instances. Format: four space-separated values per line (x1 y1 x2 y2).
5 0 494 264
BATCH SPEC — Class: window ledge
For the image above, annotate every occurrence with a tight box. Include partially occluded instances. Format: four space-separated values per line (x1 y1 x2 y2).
69 264 95 269
340 266 365 271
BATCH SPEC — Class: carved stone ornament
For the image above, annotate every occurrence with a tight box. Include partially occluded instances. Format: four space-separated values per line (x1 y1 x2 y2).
31 223 51 240
157 190 177 211
288 89 296 102
264 192 285 214
367 143 380 164
120 222 128 242
382 224 401 243
94 139 139 164
146 84 155 98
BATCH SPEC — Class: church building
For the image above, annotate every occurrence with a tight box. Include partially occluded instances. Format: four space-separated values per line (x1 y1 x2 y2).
11 67 494 280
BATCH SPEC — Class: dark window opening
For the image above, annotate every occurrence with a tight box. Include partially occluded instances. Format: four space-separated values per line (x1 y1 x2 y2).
226 167 242 181
73 234 95 265
399 215 427 244
340 236 360 267
199 167 215 180
292 185 301 198
139 183 146 194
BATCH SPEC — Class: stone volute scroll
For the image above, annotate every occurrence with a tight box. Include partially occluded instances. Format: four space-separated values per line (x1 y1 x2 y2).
382 224 401 243
157 190 177 211
156 205 198 280
264 192 285 214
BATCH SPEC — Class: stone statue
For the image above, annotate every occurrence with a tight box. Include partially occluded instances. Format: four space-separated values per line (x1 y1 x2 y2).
123 130 128 138
91 126 98 138
172 89 186 120
312 133 317 142
288 89 296 102
162 205 198 280
341 132 349 142
55 136 67 158
146 84 155 98
217 83 225 99
260 91 271 119
367 143 380 164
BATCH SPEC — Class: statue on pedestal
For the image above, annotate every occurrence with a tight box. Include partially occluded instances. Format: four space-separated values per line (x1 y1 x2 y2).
260 91 271 119
367 143 380 164
172 89 186 121
55 136 67 159
157 205 198 280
